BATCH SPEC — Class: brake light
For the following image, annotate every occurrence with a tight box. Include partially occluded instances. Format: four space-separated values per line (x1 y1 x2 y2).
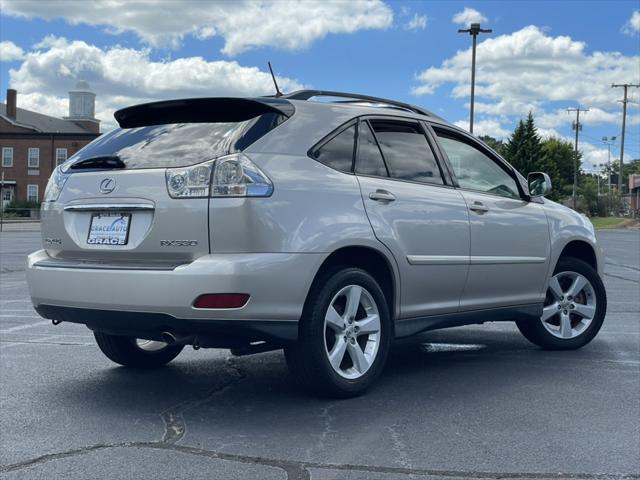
43 167 69 202
193 293 250 309
165 153 273 199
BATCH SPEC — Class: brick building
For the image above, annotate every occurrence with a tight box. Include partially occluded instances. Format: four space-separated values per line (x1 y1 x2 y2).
0 82 101 207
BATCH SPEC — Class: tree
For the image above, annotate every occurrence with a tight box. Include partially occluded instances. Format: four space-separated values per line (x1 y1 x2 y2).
504 119 527 172
478 135 506 157
504 112 546 175
540 137 577 201
503 112 570 200
577 175 599 215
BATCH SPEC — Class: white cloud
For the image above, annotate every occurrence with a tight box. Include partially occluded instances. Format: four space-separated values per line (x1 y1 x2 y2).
8 37 304 131
452 7 487 27
580 142 610 170
622 10 640 35
413 26 639 124
0 40 25 61
453 119 510 139
404 13 427 31
0 0 393 55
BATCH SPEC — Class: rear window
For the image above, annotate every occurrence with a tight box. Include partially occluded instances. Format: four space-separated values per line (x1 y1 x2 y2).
310 125 356 173
64 113 286 170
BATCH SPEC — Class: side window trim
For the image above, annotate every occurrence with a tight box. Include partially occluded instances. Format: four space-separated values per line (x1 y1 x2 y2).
307 119 357 174
355 118 390 177
429 124 527 200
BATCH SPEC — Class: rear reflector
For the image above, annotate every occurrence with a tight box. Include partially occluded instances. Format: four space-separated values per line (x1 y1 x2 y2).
193 293 250 309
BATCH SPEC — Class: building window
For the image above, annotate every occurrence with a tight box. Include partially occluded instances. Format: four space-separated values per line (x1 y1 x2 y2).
28 148 40 168
55 148 68 166
2 147 13 167
27 184 39 203
3 188 12 201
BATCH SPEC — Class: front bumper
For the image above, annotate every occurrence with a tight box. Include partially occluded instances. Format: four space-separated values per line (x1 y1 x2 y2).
27 250 327 341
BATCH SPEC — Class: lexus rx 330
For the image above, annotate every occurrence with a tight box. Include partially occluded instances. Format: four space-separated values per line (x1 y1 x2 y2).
26 90 607 397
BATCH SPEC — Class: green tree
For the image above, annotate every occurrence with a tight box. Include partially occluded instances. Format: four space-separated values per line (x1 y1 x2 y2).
540 137 578 201
504 119 527 172
504 112 547 175
478 135 506 157
504 112 568 200
577 175 599 215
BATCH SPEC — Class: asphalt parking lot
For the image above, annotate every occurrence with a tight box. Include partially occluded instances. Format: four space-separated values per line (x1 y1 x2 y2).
1 228 638 480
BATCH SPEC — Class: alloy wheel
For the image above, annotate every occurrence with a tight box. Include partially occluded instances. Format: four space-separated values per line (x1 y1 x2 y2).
323 285 381 379
541 271 597 339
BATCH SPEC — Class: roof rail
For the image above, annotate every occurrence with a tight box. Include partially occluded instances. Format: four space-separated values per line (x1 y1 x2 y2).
283 90 437 118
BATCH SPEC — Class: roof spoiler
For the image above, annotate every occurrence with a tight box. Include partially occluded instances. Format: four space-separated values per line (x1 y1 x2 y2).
114 97 295 128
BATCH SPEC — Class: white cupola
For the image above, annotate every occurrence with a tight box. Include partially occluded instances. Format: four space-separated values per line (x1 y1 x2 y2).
68 80 96 119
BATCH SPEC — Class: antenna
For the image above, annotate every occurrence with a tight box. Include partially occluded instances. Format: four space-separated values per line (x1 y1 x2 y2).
267 61 282 98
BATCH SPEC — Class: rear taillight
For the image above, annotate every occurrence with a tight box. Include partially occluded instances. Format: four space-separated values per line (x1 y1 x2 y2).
193 293 250 309
165 153 273 199
43 167 69 202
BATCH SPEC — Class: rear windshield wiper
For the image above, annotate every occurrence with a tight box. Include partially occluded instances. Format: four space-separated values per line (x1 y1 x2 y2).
69 156 126 170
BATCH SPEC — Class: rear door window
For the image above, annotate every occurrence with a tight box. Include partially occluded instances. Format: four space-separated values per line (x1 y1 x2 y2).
369 120 443 185
310 125 356 173
356 121 388 177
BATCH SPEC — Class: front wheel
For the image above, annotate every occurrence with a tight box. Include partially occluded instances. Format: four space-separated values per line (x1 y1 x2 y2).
285 267 392 397
516 257 607 350
94 332 184 368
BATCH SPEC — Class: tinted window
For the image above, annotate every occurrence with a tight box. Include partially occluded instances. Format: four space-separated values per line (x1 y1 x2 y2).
436 133 520 199
311 125 355 173
64 113 285 170
356 121 388 177
370 121 443 185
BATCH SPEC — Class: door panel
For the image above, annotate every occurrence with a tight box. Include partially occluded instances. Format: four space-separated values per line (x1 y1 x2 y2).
431 127 551 310
358 176 470 318
460 191 550 309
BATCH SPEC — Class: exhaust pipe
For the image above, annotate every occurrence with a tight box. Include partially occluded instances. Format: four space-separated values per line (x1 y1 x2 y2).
161 331 196 346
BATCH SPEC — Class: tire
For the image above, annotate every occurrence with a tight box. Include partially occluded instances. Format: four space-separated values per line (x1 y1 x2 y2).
285 267 392 398
516 257 607 350
94 332 184 368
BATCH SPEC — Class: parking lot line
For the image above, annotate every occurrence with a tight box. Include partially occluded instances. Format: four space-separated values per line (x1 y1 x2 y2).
0 320 50 334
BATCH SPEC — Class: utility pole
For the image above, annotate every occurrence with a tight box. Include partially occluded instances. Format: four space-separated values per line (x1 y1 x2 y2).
612 83 640 192
458 23 492 134
567 107 589 210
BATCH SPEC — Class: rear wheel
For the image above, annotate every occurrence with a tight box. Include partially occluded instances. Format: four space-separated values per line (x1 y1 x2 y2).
285 267 391 397
516 257 606 350
94 332 184 368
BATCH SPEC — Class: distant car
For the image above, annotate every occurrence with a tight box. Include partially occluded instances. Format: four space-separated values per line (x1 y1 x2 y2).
27 90 607 397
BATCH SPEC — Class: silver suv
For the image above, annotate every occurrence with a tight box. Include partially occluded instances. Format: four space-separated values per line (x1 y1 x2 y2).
27 90 607 397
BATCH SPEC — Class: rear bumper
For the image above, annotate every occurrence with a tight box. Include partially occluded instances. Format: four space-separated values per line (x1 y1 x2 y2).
27 250 327 341
35 305 298 344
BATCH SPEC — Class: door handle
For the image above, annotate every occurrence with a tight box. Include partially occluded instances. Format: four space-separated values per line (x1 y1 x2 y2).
369 190 396 202
469 201 489 213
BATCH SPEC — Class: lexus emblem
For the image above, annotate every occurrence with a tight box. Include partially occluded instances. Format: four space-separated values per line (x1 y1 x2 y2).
99 178 116 194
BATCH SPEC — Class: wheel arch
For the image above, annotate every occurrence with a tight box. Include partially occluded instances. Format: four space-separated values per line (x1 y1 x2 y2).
304 245 399 328
558 240 598 271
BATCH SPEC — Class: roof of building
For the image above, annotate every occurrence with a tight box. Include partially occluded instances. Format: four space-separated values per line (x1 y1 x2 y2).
0 103 96 134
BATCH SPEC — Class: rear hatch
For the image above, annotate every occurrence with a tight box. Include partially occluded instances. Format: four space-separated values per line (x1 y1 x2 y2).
40 97 292 268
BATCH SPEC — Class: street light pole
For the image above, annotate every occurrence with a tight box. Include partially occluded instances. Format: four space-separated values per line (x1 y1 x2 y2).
458 23 492 134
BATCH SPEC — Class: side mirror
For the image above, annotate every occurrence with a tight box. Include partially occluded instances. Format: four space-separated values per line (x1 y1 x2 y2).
527 172 552 197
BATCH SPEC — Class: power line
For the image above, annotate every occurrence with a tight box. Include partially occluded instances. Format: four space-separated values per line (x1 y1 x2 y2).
612 83 640 191
567 107 589 209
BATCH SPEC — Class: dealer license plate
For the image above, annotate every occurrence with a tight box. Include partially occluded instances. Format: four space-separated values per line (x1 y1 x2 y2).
87 212 131 245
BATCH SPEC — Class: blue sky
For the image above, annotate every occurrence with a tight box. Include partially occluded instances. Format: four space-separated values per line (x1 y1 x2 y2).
0 0 638 169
